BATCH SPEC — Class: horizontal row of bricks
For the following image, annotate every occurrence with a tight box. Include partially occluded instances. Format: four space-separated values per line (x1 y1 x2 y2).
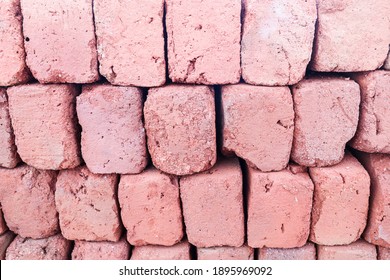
1 0 389 87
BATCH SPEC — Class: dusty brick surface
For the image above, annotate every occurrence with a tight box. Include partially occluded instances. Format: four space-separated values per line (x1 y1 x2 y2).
197 245 254 260
317 240 377 260
349 71 390 153
166 0 241 84
7 84 81 169
94 0 165 86
291 77 360 167
0 209 7 235
258 243 316 260
311 0 390 72
20 0 98 83
180 158 244 247
144 85 216 175
55 166 122 242
72 237 130 260
241 0 316 86
247 164 314 248
221 84 294 172
0 165 59 239
77 85 147 174
378 247 390 260
131 241 190 260
0 231 15 260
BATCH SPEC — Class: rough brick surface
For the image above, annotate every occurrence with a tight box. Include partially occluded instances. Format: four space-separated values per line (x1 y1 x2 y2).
247 164 314 248
0 209 7 235
55 166 122 241
311 0 390 72
94 0 165 86
0 231 15 260
180 158 244 247
349 71 390 153
72 237 130 260
0 0 30 86
241 0 316 86
378 247 390 260
131 241 191 260
291 77 360 167
166 0 241 84
0 165 59 238
6 234 71 260
197 245 254 260
258 243 316 260
20 0 98 83
77 85 147 174
0 89 19 168
144 85 216 175
119 167 183 246
221 84 294 172
7 84 81 169
317 240 377 260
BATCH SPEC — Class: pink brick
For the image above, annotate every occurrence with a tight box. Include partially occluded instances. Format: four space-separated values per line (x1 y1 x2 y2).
221 84 294 172
349 71 390 153
317 240 377 260
72 237 130 260
144 85 216 175
20 0 98 83
241 0 316 86
94 0 165 86
7 84 81 169
197 245 254 260
311 0 390 72
378 247 390 260
55 166 122 241
0 89 19 168
131 241 191 260
0 209 8 235
180 158 244 247
0 0 30 86
6 234 71 260
258 243 316 260
291 77 360 167
0 165 59 239
0 231 15 260
247 164 313 248
77 85 147 174
166 0 241 84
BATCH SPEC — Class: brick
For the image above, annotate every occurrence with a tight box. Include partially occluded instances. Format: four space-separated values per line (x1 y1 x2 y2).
311 0 390 72
378 247 390 260
291 77 360 167
0 165 59 239
247 164 314 248
20 0 98 83
119 167 183 246
317 240 377 260
0 89 19 168
0 0 30 86
180 158 244 247
144 85 216 175
241 0 316 86
77 85 147 174
72 237 130 260
55 166 122 241
94 0 165 86
0 231 15 260
166 0 241 84
7 84 81 169
197 245 254 260
221 84 294 172
131 241 191 260
258 243 316 260
349 71 390 153
0 209 7 235
309 153 370 245
6 234 71 260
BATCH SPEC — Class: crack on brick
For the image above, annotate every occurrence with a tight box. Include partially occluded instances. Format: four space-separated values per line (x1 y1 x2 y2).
279 45 291 83
336 97 354 124
281 223 284 233
89 203 101 212
276 119 293 129
109 65 117 80
339 173 346 184
264 181 273 193
374 113 382 135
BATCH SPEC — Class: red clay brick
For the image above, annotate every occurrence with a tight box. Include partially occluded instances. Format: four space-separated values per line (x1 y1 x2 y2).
241 0 316 86
20 0 98 83
311 0 390 72
0 165 59 239
7 84 80 169
55 166 122 242
258 243 316 260
94 0 165 86
197 245 254 260
77 85 147 174
72 237 130 260
131 241 191 260
0 231 15 260
378 247 390 260
0 209 7 235
118 167 183 246
180 158 244 247
221 84 294 172
144 85 216 175
247 164 314 248
291 77 360 167
166 0 241 84
317 240 377 260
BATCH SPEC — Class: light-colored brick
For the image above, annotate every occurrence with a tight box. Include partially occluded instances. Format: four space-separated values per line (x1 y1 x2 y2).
72 237 130 260
197 245 254 260
131 241 191 260
258 243 316 260
317 240 377 260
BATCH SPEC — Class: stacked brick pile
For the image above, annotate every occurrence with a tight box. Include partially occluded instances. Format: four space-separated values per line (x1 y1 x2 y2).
0 0 390 260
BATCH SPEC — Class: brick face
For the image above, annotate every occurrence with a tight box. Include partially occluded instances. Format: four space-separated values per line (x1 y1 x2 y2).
258 243 316 260
131 241 191 260
317 240 377 260
72 238 130 260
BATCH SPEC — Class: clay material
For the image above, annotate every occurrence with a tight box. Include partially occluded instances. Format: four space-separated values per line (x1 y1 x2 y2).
72 237 130 260
258 243 316 260
197 245 254 260
0 209 8 235
317 239 377 260
0 231 15 260
378 247 390 260
131 241 191 260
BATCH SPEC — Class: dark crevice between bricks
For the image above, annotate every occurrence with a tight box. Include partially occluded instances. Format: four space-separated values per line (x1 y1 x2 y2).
239 157 249 248
114 173 126 239
141 87 153 169
253 248 259 260
67 240 75 260
239 0 245 83
18 1 34 84
189 243 197 260
177 177 188 252
162 0 172 84
90 0 103 83
213 85 223 159
72 85 85 167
